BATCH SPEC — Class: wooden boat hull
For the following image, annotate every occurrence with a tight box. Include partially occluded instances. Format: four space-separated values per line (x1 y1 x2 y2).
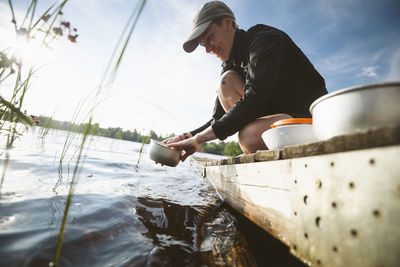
191 125 400 266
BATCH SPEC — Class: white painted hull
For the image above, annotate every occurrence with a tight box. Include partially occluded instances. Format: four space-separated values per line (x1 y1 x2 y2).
192 141 400 267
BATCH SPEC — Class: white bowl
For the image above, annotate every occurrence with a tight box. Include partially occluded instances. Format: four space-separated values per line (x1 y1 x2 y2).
262 124 317 150
148 139 181 167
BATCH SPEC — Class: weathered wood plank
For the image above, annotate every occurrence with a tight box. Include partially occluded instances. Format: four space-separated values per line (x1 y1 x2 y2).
255 149 281 162
192 124 400 167
232 154 256 164
282 123 400 159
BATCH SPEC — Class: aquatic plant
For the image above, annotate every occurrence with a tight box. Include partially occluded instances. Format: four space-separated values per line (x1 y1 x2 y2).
52 1 147 266
0 0 78 196
37 113 54 140
134 134 150 172
1 1 148 264
53 118 92 265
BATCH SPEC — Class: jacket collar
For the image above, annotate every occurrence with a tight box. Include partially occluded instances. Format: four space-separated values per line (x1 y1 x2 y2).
228 28 248 67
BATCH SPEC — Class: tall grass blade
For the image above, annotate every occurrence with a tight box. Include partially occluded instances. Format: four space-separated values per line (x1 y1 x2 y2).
0 96 32 126
53 118 92 267
21 0 35 28
135 135 149 172
114 0 147 69
8 0 17 31
28 0 38 32
53 1 148 264
41 0 68 47
31 3 57 30
0 152 10 198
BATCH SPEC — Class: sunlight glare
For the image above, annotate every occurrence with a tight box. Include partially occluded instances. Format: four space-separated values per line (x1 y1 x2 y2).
12 33 59 68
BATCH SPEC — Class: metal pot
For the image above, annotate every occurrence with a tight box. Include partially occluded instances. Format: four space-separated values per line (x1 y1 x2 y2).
148 139 181 167
310 82 400 140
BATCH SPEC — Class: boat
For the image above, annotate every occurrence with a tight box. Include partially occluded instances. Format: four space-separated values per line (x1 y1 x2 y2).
190 124 400 267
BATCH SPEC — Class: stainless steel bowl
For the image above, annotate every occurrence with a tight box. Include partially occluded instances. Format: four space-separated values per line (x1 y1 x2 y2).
148 139 180 167
310 82 400 140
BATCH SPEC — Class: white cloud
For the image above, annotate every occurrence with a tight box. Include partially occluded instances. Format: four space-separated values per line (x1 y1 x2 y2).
321 45 366 74
360 66 377 77
318 39 395 91
315 0 362 25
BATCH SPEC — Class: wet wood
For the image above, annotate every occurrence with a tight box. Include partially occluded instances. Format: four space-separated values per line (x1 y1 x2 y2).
194 124 400 166
205 160 293 246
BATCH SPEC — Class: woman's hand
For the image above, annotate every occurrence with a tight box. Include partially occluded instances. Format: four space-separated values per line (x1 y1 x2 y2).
162 134 184 145
167 137 200 162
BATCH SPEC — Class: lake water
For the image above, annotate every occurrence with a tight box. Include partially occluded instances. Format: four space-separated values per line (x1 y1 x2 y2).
0 128 304 266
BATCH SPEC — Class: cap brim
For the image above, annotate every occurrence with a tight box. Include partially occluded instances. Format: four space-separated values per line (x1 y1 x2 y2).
183 21 212 53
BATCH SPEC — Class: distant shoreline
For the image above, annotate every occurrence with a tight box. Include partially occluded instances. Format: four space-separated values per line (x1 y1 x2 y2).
33 115 242 157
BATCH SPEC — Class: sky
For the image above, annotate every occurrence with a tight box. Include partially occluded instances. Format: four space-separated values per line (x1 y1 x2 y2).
1 0 399 139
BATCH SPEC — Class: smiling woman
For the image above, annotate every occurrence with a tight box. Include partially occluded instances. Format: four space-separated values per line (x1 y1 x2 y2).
197 17 236 61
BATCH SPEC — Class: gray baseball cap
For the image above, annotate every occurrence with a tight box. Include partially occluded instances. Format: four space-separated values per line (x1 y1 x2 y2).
183 1 235 53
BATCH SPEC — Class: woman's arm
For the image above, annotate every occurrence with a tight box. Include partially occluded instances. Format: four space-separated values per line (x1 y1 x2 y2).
167 126 217 161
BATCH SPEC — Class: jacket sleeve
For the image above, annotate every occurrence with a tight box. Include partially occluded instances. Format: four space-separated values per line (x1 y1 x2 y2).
211 30 287 140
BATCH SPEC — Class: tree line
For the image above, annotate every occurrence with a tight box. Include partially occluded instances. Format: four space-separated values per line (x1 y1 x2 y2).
37 115 242 157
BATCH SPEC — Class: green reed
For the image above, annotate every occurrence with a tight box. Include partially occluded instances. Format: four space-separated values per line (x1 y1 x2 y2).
135 135 150 172
53 118 92 265
0 0 72 196
0 66 33 196
52 1 147 266
1 0 148 264
38 114 54 139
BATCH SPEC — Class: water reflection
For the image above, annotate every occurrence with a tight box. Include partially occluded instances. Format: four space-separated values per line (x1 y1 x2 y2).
0 131 303 267
135 196 258 266
136 197 202 266
1 195 258 266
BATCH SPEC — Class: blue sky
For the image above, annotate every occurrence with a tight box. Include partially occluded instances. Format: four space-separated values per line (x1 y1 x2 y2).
1 0 399 137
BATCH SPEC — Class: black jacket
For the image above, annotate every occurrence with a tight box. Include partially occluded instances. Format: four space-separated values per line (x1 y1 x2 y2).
190 24 327 140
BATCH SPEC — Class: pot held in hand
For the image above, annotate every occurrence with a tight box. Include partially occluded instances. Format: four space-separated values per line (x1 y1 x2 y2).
148 139 180 167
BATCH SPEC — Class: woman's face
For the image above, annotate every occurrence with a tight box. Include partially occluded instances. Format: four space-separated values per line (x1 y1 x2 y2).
198 18 235 61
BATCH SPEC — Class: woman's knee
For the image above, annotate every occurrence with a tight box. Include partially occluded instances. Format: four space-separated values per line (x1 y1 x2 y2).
238 124 266 154
238 123 256 142
238 114 293 153
219 70 244 96
218 70 245 112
